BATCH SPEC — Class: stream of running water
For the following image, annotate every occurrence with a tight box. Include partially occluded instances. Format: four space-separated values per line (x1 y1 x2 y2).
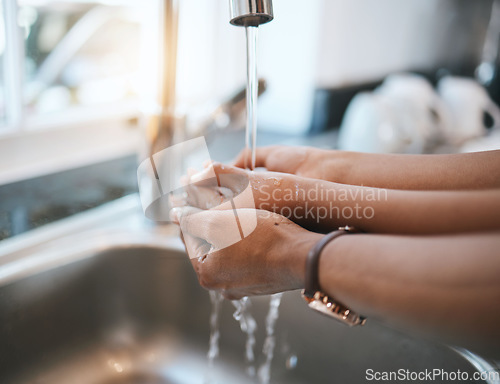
232 297 258 377
245 25 258 170
205 291 224 384
205 23 286 384
258 293 283 384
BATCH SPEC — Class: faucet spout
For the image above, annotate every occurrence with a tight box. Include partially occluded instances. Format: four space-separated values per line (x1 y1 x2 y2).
230 0 273 27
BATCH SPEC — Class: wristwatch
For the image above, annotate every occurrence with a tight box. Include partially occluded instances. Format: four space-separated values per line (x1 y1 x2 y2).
302 226 366 326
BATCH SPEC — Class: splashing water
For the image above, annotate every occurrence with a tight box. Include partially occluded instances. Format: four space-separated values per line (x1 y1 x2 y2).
206 291 224 384
258 293 283 384
232 297 258 377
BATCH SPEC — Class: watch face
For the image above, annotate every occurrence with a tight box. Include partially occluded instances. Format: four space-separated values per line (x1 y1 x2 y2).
303 290 366 327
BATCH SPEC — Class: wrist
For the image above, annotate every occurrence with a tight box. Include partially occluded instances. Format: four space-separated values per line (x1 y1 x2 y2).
317 234 351 297
287 231 323 290
301 228 367 326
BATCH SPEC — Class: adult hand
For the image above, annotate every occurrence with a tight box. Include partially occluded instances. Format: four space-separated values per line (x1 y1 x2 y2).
179 162 344 233
172 207 322 300
233 145 352 183
235 146 500 192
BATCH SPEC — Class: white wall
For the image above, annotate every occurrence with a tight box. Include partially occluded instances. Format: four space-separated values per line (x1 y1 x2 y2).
316 0 443 86
315 0 490 87
257 0 323 134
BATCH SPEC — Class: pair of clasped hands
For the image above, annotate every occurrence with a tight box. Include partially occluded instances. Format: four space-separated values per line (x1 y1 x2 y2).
171 147 334 300
170 146 332 300
169 146 500 306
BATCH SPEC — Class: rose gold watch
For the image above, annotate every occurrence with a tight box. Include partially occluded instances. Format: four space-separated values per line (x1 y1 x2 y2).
302 226 366 327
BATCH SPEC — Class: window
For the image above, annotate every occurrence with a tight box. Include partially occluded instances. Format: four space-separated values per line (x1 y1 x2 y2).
0 0 153 134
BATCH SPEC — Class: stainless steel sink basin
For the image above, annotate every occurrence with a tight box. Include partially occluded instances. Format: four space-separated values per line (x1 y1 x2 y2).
0 195 495 383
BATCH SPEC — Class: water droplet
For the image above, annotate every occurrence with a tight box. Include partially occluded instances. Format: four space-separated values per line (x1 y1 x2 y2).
286 354 298 370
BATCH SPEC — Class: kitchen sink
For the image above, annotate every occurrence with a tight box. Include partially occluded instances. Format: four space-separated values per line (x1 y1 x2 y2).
0 195 496 383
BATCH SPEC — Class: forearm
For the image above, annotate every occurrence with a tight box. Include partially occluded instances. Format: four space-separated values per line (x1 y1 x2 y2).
318 232 500 357
341 187 500 234
254 174 500 234
328 150 500 190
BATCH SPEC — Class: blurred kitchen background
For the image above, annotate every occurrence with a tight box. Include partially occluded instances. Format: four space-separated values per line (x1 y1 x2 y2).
0 0 499 240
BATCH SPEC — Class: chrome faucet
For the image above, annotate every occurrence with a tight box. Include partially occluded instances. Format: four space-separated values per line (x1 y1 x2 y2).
229 0 274 27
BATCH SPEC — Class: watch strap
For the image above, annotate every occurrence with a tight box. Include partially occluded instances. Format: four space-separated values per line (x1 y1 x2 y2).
304 226 357 298
302 226 366 326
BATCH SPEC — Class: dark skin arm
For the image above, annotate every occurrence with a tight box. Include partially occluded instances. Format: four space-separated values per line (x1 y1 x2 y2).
319 232 500 359
235 146 500 190
193 163 500 234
